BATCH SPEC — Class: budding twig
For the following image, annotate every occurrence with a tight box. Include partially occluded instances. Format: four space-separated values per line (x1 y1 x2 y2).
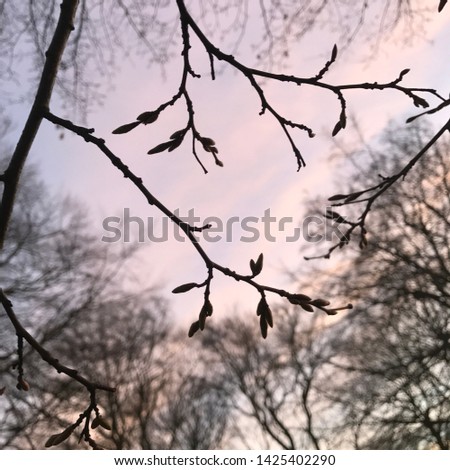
306 118 450 260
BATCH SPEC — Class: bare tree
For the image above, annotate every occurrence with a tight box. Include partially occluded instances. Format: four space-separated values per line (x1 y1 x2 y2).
0 159 231 449
156 371 230 449
2 295 232 450
199 120 449 450
0 0 449 448
314 120 449 449
200 307 347 449
0 158 140 448
62 307 232 450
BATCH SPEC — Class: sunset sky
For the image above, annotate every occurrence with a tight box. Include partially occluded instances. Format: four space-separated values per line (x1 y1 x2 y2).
6 0 450 330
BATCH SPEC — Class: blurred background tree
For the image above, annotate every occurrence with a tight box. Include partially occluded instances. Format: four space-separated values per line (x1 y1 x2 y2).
324 121 449 449
301 120 449 449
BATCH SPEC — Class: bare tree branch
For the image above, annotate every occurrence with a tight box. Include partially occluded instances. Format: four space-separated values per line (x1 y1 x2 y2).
0 0 80 249
44 110 352 339
306 117 450 260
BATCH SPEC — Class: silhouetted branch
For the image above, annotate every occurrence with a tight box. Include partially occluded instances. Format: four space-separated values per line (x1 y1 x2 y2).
45 110 352 338
0 0 80 250
0 288 114 448
112 0 448 174
438 0 448 13
306 117 450 260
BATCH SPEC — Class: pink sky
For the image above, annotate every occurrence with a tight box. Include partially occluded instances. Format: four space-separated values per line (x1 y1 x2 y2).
12 1 450 330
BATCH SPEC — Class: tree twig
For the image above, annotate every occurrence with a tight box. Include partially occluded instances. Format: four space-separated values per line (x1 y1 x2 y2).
44 110 352 338
306 117 450 260
0 288 115 393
